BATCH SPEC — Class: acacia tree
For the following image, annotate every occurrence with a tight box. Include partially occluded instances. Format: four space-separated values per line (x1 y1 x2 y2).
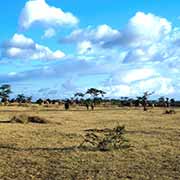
15 94 32 104
0 84 12 104
36 98 44 105
86 88 106 99
74 92 85 106
74 92 84 100
86 88 106 109
137 91 154 111
165 98 170 108
16 94 26 104
26 96 32 103
143 91 154 111
170 98 175 107
158 96 165 107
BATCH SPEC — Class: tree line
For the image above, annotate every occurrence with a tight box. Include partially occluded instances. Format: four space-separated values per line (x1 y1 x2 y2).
0 84 179 110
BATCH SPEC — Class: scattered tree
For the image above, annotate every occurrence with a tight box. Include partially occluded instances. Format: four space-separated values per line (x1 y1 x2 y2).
16 94 26 104
64 100 70 110
158 96 165 107
0 84 12 104
137 91 154 111
86 88 106 98
170 98 175 106
36 98 44 105
86 88 106 109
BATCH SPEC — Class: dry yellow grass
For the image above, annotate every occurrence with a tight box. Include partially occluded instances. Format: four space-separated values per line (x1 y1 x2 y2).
0 105 179 179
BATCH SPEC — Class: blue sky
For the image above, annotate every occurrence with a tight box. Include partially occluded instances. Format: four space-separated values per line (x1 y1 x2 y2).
0 0 180 99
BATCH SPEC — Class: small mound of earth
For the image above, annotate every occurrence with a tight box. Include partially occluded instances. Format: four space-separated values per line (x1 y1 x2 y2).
164 109 176 114
10 114 48 124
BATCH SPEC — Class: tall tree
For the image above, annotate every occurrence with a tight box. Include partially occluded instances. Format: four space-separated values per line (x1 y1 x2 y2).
74 92 85 105
170 98 175 106
26 96 32 103
158 96 165 107
86 88 106 109
0 84 12 103
137 91 154 111
16 94 26 104
142 91 154 111
86 88 106 99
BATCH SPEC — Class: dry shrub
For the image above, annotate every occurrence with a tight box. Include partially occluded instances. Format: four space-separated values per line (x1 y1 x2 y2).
10 114 48 124
164 109 176 114
10 114 29 124
80 125 129 151
28 116 48 124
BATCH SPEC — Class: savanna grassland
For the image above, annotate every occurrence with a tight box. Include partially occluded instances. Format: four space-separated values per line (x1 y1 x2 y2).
0 105 179 180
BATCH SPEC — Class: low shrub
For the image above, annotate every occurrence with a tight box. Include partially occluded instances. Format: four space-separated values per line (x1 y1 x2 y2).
80 125 129 151
10 114 48 124
28 116 48 124
164 109 176 114
10 114 29 124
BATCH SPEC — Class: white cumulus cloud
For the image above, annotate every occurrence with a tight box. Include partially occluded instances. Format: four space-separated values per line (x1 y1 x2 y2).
123 12 172 47
2 34 65 60
60 24 120 45
19 0 79 29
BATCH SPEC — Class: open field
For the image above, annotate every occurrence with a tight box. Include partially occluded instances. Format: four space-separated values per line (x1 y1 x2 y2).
0 106 179 180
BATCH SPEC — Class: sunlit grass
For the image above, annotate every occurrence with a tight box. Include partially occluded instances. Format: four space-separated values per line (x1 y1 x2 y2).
0 105 179 179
